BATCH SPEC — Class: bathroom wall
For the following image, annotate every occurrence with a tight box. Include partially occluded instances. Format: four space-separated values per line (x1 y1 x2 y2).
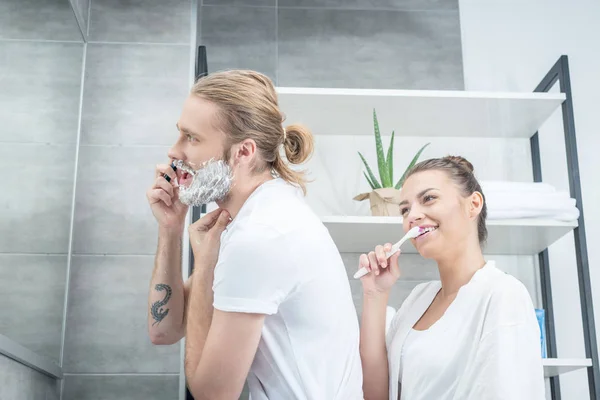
0 0 82 398
0 354 60 400
59 0 194 398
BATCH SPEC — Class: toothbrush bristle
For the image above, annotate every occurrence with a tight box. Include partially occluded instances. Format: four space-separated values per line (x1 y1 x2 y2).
408 226 423 238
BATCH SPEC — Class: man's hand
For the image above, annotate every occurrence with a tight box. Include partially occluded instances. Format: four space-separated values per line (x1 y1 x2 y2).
147 162 189 231
188 208 231 269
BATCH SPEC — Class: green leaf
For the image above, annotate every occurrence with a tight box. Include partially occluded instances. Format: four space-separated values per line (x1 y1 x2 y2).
363 172 376 190
358 151 381 189
394 142 431 189
386 130 395 185
373 109 391 187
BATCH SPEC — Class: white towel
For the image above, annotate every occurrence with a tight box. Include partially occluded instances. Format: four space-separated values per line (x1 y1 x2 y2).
474 182 579 222
483 191 576 211
487 208 580 222
480 181 558 194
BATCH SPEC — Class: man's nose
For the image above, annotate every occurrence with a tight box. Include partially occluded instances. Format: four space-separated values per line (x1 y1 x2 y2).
167 140 185 161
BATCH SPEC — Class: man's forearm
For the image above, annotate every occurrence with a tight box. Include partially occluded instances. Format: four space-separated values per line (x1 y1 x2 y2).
184 262 214 386
148 227 186 344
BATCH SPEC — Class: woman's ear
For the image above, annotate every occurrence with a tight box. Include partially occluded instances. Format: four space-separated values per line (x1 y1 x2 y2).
469 191 484 219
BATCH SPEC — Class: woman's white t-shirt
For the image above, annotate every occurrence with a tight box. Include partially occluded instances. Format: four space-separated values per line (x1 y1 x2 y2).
387 261 545 400
211 178 363 400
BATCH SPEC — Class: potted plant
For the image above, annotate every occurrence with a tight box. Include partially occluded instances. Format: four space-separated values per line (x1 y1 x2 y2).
354 109 430 216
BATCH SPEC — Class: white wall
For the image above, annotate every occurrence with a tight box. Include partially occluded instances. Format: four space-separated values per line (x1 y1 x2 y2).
459 0 600 398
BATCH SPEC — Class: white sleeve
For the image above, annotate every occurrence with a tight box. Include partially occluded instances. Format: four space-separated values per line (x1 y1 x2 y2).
455 282 546 400
212 230 296 315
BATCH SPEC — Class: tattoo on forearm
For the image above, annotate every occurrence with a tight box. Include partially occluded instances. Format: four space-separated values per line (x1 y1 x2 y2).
151 283 172 326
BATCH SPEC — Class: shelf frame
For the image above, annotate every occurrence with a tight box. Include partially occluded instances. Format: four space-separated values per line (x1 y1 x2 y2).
532 55 598 400
543 358 593 378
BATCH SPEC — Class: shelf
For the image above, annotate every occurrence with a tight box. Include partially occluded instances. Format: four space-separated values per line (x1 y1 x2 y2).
543 358 592 377
277 87 565 138
321 216 577 254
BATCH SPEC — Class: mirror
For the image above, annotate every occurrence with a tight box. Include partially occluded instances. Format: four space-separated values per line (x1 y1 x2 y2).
0 0 86 365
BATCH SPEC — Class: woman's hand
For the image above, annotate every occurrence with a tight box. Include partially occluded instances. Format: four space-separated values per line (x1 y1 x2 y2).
358 243 401 295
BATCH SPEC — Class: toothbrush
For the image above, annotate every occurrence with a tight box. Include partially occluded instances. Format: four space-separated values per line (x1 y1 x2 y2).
353 226 425 279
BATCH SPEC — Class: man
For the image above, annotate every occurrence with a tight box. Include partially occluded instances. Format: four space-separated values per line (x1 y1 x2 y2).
146 69 363 399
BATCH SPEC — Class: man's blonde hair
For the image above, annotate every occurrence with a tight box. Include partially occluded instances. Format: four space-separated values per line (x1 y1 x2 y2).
190 69 314 194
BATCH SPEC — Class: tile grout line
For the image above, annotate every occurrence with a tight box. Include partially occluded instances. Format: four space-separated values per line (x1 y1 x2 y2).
0 253 157 257
59 41 87 400
62 373 180 376
0 38 82 44
181 0 199 398
0 142 172 147
0 253 68 257
86 0 92 38
200 4 459 12
87 41 190 46
72 253 157 257
0 39 189 46
68 0 86 43
275 0 279 85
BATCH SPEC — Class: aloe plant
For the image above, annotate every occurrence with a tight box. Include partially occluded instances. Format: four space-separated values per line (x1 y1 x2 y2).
358 109 430 190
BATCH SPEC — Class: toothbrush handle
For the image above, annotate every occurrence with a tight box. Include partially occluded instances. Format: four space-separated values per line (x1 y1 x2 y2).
384 243 401 259
353 241 403 279
353 267 369 279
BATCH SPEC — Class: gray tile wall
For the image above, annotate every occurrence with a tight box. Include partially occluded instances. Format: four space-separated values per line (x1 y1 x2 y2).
0 354 60 400
0 2 82 397
199 0 463 89
60 1 192 399
62 374 179 400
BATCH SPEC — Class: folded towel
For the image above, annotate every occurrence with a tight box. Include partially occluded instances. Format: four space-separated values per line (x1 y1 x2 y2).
484 191 576 212
473 182 579 222
487 208 579 222
480 181 558 194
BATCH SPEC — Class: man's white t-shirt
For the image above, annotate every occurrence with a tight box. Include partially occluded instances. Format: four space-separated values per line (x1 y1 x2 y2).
212 178 363 400
386 261 545 400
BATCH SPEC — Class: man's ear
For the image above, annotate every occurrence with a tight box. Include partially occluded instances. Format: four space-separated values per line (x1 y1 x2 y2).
233 139 257 165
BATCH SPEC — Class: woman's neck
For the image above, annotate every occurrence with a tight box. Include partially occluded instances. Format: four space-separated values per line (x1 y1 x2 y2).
436 238 486 299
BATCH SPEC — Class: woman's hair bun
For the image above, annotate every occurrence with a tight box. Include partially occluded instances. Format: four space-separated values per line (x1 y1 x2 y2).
443 155 475 173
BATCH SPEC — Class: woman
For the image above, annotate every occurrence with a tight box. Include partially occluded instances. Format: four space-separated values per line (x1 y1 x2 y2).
358 156 545 400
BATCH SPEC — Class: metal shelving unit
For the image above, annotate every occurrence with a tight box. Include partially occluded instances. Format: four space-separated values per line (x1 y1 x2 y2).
530 55 598 399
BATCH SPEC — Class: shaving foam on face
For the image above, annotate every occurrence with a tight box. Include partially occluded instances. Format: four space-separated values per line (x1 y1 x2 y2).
177 158 234 206
174 159 196 176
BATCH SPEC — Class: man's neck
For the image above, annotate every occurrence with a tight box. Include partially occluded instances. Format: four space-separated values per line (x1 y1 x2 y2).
216 172 275 220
